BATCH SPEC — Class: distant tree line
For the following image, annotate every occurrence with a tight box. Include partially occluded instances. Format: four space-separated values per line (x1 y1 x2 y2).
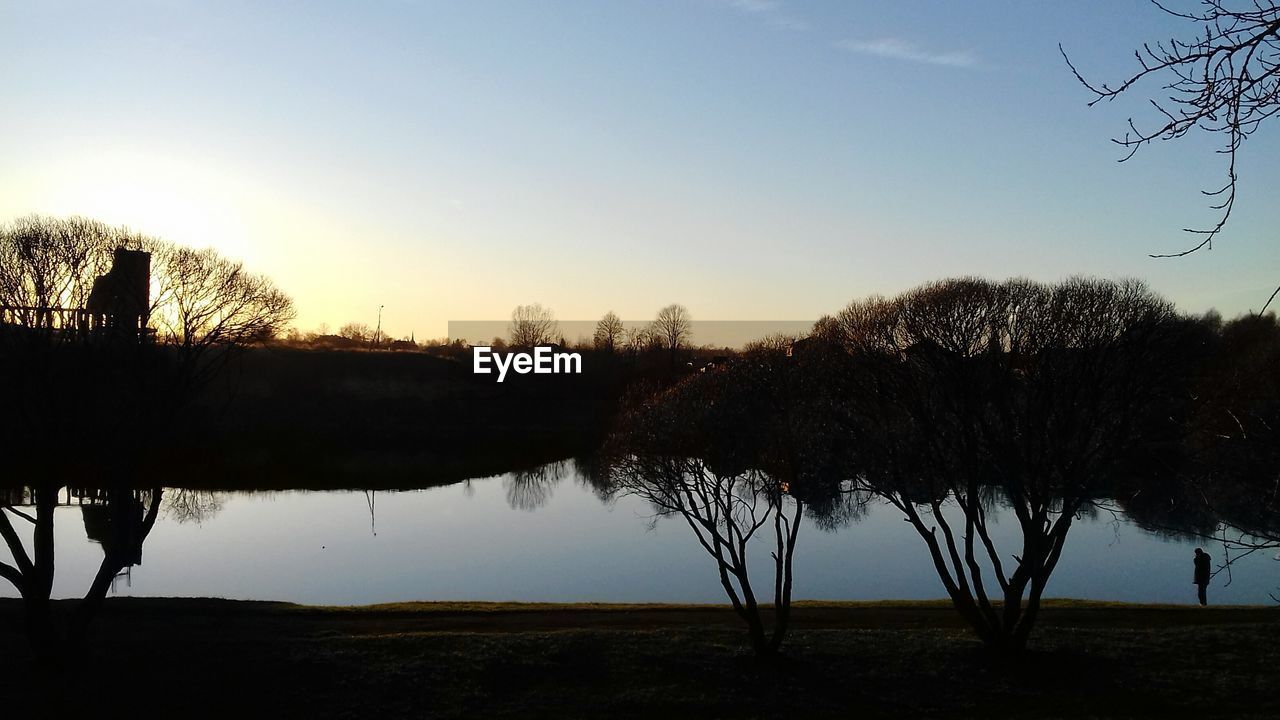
275 302 700 364
502 302 694 360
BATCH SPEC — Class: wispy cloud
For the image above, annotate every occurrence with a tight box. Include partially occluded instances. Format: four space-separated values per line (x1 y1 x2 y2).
721 0 809 31
726 0 777 13
836 37 977 68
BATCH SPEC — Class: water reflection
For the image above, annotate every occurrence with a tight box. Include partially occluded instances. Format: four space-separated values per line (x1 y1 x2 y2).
504 460 569 512
3 464 1276 614
1 484 162 659
163 488 225 525
501 458 616 511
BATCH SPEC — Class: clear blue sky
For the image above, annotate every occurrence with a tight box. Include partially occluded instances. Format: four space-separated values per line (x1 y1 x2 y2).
2 0 1276 339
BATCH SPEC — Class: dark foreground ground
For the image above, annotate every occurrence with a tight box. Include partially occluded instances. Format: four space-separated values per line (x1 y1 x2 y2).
1 599 1277 719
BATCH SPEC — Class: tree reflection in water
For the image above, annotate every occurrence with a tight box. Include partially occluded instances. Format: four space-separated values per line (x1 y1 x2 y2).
162 488 225 525
1 483 162 664
504 460 570 512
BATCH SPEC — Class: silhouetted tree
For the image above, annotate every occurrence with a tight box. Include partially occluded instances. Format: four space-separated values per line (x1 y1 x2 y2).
338 322 373 343
509 303 558 347
1063 1 1280 259
0 484 163 665
594 311 624 352
607 344 845 656
818 277 1199 653
653 304 691 365
149 243 295 387
621 326 650 361
0 216 116 329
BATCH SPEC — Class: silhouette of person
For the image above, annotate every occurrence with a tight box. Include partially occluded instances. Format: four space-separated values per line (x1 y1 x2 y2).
1193 548 1211 606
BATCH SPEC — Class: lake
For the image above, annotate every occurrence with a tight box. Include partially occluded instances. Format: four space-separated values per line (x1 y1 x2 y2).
4 460 1277 606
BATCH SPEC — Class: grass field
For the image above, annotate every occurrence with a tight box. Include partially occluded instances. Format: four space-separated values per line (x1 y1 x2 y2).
2 598 1277 718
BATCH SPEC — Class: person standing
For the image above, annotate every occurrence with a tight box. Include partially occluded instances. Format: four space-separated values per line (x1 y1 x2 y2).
1193 548 1211 606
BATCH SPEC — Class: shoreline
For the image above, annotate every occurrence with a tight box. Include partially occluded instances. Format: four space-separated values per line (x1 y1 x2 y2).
5 596 1275 631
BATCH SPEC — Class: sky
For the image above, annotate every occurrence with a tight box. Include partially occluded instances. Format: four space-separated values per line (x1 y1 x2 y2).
2 0 1277 340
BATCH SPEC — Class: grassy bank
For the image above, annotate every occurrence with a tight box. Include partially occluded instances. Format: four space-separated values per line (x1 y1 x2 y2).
2 599 1277 718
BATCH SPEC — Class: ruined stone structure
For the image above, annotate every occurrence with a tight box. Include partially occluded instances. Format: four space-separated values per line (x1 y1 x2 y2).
85 247 151 340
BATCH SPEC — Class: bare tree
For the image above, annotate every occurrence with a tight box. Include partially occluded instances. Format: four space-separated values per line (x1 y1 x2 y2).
653 303 691 364
593 310 624 352
338 322 373 342
819 277 1198 653
1 485 163 663
607 345 844 656
621 325 651 361
0 215 125 333
509 303 558 347
1062 1 1280 259
613 453 799 656
148 243 295 384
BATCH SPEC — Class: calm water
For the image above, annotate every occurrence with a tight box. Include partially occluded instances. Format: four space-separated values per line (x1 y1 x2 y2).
5 462 1277 605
